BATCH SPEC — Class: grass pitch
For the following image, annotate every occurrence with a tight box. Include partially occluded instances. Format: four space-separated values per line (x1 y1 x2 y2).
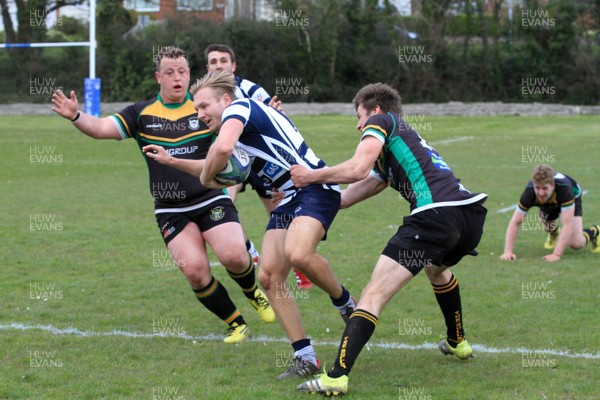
1 113 599 399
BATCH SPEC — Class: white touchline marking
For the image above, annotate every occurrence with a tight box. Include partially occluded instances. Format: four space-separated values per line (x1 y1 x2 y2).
2 322 598 360
497 190 588 213
430 136 474 146
497 204 517 213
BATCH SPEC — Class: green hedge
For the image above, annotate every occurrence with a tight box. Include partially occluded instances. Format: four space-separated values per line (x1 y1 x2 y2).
1 1 598 105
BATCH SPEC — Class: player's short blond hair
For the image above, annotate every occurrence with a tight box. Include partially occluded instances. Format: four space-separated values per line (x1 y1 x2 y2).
190 70 237 100
532 164 555 186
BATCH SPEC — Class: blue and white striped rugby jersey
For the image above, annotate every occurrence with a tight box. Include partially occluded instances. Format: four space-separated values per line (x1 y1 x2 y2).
222 98 339 204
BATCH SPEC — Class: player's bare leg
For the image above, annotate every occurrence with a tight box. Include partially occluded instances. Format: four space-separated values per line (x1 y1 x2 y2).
168 222 212 289
204 221 249 273
259 227 325 379
285 216 354 320
284 217 340 296
356 256 414 316
205 221 275 323
259 197 312 288
297 256 412 395
259 228 303 340
167 222 251 342
567 216 587 249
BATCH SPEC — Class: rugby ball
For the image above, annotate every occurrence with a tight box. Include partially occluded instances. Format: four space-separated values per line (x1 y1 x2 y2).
215 145 252 185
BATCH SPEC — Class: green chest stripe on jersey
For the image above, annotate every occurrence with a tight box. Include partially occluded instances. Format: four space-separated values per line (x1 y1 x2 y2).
387 136 433 207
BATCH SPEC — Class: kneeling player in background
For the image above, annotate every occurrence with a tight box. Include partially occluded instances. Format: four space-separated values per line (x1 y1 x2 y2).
500 164 599 262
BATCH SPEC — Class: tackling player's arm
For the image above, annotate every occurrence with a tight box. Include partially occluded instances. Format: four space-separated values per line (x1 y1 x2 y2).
499 208 526 261
290 136 382 187
341 174 387 209
51 89 121 140
142 144 205 177
542 206 575 262
199 118 244 188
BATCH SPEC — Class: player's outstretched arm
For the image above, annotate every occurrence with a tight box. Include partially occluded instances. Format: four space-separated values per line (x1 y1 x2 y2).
341 174 387 209
499 209 525 261
143 144 205 177
51 89 121 140
290 136 382 188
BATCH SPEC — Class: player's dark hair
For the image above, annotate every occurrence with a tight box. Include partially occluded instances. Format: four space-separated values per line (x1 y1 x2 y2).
353 83 402 115
190 70 237 100
532 164 555 185
204 44 236 64
155 46 188 71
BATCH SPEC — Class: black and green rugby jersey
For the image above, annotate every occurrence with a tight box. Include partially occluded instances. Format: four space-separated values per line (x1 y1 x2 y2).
362 112 486 215
110 93 227 212
517 173 581 214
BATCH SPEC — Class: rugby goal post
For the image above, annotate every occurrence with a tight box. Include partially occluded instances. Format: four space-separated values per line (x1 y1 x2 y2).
0 0 100 116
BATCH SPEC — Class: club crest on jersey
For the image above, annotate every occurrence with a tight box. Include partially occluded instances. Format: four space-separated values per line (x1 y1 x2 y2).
188 118 200 130
210 206 225 221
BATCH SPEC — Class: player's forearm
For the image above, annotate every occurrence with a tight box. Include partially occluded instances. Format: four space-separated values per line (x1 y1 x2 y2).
341 177 386 209
168 158 205 177
200 145 230 185
71 113 120 140
552 224 572 256
311 161 370 185
503 223 520 253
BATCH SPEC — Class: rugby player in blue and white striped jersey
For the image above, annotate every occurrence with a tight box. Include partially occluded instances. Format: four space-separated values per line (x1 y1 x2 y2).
193 70 357 380
205 44 314 289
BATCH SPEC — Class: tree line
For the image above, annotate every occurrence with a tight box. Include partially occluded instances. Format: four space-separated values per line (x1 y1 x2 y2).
1 0 598 105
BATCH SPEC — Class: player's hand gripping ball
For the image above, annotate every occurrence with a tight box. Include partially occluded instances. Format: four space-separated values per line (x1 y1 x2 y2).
215 145 252 185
